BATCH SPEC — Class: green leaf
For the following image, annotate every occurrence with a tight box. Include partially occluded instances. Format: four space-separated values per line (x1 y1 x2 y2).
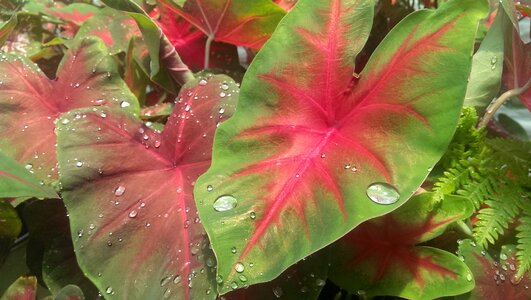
0 13 17 47
0 151 58 199
330 193 475 299
0 201 21 267
23 200 99 299
194 0 488 292
464 6 507 108
101 0 194 85
54 285 84 300
0 276 37 300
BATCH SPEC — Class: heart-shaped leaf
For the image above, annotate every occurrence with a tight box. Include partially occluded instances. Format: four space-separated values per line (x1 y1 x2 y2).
457 241 531 299
194 0 487 291
1 276 37 300
158 0 286 49
56 75 238 300
330 193 475 299
0 37 139 183
0 151 58 199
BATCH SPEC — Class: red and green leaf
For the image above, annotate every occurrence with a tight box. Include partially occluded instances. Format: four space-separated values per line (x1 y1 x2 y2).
194 0 487 292
0 37 139 183
457 242 531 299
0 151 58 199
503 23 531 110
330 193 475 299
0 276 37 300
157 0 286 49
155 2 241 71
76 8 141 55
56 75 239 299
273 0 298 11
43 3 100 37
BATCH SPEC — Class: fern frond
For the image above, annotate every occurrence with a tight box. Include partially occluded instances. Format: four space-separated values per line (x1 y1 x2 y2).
473 183 523 247
516 199 531 278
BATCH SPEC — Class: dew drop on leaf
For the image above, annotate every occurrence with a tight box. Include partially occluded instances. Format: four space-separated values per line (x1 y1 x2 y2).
231 247 237 254
25 163 33 170
366 182 400 205
173 275 181 284
114 185 126 196
235 262 245 273
163 288 171 299
230 282 238 290
128 210 138 218
105 287 113 294
216 275 223 284
213 195 237 212
206 185 213 192
75 161 83 167
239 275 247 282
160 276 172 287
500 252 508 260
120 101 130 108
250 211 256 220
466 272 473 281
199 79 208 86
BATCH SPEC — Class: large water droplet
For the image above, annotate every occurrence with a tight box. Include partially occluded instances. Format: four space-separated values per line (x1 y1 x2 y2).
250 211 256 220
128 210 138 218
239 275 247 282
206 185 213 192
500 252 508 260
163 288 172 299
173 275 182 284
213 195 237 212
466 272 473 281
199 79 208 86
235 262 245 273
105 286 113 294
76 161 84 167
114 185 126 196
120 101 130 108
161 276 172 287
366 182 400 205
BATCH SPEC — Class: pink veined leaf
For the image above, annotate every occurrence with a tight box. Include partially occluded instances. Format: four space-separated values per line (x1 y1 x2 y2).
154 3 241 71
273 0 298 11
457 241 531 300
0 276 37 300
503 27 531 110
193 0 488 292
56 75 239 300
0 37 139 183
330 193 475 299
157 0 286 49
44 3 100 37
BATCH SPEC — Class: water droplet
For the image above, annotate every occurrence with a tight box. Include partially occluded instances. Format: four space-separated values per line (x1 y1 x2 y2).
272 286 283 298
216 275 223 284
219 91 226 98
114 185 126 196
250 212 256 220
154 140 161 148
163 288 171 299
316 279 325 286
366 182 400 205
481 249 487 256
239 275 247 282
219 107 225 114
25 163 33 170
199 79 208 86
230 281 238 290
160 276 172 287
120 101 130 108
77 229 83 238
206 185 213 192
235 262 245 273
89 223 96 230
491 56 497 65
128 210 138 218
221 82 229 90
173 275 181 284
231 247 237 254
466 272 473 281
76 161 83 167
500 252 508 260
105 287 113 294
61 118 70 125
213 195 237 212
469 240 477 247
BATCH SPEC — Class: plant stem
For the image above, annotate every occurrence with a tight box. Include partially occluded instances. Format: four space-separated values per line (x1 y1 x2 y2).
478 78 531 128
204 35 214 69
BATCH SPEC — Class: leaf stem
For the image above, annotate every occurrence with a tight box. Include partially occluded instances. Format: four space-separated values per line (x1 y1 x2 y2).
478 78 531 128
204 35 214 69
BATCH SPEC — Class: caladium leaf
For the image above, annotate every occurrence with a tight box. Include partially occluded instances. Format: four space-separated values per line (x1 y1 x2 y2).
330 193 475 299
43 3 100 37
273 0 298 11
157 0 285 49
0 276 37 300
457 241 531 299
464 7 507 108
102 0 194 85
0 37 139 183
56 75 238 300
52 285 85 300
23 200 99 299
0 13 17 47
503 24 531 110
194 0 487 292
0 151 58 199
0 200 22 266
76 8 140 55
